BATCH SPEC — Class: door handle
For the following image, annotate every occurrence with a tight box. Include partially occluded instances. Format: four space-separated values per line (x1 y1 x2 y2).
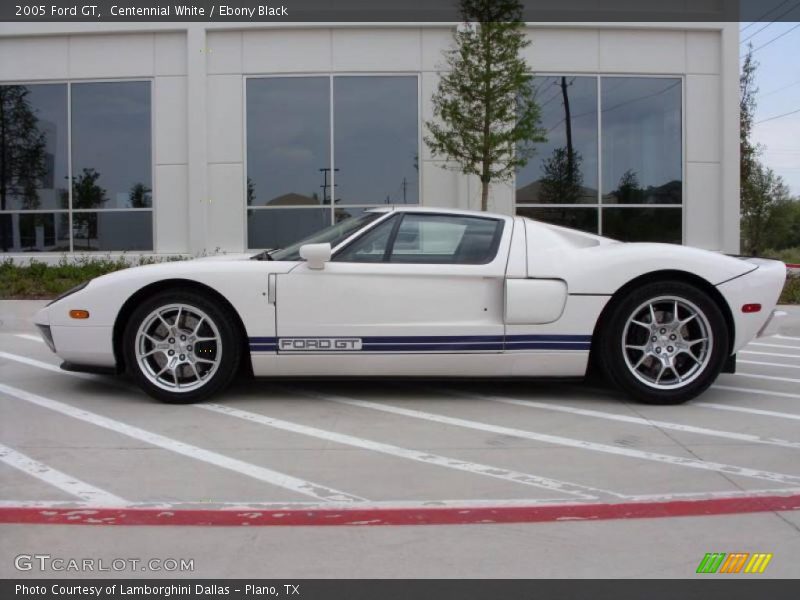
267 273 277 304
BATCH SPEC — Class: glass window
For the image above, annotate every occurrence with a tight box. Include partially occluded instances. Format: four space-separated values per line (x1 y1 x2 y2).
601 77 682 205
248 208 330 253
389 214 503 264
517 206 598 235
1 81 153 253
334 215 398 263
602 207 682 243
334 76 419 206
71 81 152 209
246 75 419 250
0 212 70 252
246 77 329 208
516 76 598 205
0 84 68 212
269 210 382 260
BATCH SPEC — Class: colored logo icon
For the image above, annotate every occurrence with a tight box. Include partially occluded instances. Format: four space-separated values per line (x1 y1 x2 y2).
696 553 773 574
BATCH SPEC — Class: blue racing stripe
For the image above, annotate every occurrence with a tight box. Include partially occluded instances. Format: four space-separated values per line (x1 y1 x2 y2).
248 334 591 353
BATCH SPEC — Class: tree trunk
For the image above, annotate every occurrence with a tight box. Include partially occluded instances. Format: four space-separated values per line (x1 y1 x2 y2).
481 180 490 212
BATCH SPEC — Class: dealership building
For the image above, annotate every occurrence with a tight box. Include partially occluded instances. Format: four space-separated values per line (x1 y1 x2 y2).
0 21 739 256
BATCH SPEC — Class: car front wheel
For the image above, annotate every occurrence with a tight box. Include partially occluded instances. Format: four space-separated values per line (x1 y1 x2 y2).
598 281 729 405
123 291 241 403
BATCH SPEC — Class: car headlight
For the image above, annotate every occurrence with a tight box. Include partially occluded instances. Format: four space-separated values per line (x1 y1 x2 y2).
47 280 90 306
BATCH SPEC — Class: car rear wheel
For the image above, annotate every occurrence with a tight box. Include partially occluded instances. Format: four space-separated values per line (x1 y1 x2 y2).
598 281 729 405
123 291 241 403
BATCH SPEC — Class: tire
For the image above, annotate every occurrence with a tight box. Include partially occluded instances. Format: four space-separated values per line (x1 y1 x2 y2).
597 280 729 405
123 290 241 403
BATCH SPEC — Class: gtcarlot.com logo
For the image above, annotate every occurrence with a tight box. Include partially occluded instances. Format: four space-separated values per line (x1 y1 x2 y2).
696 552 773 574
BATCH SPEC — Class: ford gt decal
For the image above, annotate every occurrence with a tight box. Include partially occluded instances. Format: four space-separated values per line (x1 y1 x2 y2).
249 335 591 353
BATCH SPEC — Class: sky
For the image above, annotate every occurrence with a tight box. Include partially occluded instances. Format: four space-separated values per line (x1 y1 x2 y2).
743 18 800 197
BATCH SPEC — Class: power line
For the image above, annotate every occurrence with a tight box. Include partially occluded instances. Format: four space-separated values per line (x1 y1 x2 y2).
749 22 800 54
741 1 800 44
740 0 794 33
760 78 800 97
755 107 800 124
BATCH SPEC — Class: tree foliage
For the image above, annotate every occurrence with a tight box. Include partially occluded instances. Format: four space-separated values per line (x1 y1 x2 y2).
739 45 799 256
425 0 545 211
0 85 49 251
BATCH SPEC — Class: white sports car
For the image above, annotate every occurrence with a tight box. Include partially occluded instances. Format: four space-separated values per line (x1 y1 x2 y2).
34 207 786 405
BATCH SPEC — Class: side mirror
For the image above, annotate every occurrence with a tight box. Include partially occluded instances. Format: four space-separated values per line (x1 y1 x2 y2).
299 243 332 270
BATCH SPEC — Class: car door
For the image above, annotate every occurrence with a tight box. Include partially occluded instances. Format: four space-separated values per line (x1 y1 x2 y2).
273 212 512 374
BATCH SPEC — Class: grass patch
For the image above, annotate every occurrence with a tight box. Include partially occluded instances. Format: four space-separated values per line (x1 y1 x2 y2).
0 255 185 300
781 275 800 305
763 246 800 265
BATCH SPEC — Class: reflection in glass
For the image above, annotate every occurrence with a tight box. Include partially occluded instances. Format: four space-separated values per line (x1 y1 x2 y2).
334 77 419 206
516 77 597 204
0 212 70 252
72 211 152 251
247 208 329 250
602 207 682 243
601 78 682 204
246 78 329 208
517 206 599 235
71 81 152 209
0 84 68 252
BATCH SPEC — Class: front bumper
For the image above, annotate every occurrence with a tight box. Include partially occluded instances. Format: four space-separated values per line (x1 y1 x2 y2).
35 324 56 352
758 309 787 338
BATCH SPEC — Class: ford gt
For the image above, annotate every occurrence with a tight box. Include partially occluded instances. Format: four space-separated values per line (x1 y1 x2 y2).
33 207 786 405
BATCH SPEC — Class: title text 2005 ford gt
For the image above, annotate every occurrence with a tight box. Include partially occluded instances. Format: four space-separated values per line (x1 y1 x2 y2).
34 207 786 405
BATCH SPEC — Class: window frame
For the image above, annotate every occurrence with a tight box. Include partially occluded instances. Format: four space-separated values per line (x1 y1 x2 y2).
243 72 422 251
515 72 686 243
0 77 155 254
333 211 506 266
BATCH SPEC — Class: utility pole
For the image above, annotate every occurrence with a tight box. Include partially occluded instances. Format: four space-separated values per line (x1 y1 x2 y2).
401 177 408 204
319 167 339 205
560 76 574 183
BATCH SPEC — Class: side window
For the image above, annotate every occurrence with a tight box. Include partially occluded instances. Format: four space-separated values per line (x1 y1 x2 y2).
333 215 397 262
389 215 503 264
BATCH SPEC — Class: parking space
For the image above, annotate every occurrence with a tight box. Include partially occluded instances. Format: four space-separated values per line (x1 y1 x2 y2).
1 302 800 577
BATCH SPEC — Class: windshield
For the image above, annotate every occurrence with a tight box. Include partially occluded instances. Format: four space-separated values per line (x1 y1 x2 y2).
269 212 384 261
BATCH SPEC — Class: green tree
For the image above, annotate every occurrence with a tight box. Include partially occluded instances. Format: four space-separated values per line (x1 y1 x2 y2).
128 182 151 208
0 85 48 251
539 147 584 204
425 0 545 211
72 168 107 249
743 163 790 256
739 45 797 256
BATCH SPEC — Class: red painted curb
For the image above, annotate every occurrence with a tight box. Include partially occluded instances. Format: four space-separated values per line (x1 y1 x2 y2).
2 494 800 527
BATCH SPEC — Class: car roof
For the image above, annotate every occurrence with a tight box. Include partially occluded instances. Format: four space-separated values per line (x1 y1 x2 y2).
366 206 511 219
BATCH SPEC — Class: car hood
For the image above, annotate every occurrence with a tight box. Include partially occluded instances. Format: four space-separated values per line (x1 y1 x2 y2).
193 253 259 262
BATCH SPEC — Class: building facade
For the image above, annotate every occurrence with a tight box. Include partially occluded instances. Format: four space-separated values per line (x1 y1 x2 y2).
0 22 740 257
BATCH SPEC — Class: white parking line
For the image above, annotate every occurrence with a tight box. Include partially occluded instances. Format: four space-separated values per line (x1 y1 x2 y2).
0 382 365 504
710 384 800 400
695 402 800 421
739 359 800 370
741 350 800 360
485 396 800 450
0 351 92 379
312 391 800 486
732 372 800 384
748 341 800 351
0 442 127 506
775 334 800 342
13 333 44 343
202 402 616 500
